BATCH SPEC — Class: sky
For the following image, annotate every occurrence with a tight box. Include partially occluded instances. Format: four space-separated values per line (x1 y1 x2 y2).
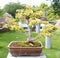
0 0 51 9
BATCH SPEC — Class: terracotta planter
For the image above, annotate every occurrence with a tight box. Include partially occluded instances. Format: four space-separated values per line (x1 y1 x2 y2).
8 41 43 57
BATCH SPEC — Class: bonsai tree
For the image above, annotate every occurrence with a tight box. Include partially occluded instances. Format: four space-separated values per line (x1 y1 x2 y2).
16 6 56 48
3 17 57 49
3 5 57 48
15 5 44 42
3 5 57 57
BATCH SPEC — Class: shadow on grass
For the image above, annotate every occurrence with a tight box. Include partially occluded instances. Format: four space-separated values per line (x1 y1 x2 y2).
0 46 8 49
51 47 60 51
0 46 3 49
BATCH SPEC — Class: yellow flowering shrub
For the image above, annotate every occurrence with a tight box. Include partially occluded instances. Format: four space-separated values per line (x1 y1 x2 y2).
3 24 9 28
3 18 24 32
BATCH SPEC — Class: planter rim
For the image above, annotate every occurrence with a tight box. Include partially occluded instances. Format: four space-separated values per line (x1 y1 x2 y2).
8 41 43 48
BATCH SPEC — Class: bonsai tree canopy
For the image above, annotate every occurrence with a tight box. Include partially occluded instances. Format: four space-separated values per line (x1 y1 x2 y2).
3 5 57 43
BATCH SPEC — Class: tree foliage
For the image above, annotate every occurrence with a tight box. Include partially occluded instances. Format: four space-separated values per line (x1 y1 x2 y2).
3 5 57 42
46 6 59 20
4 2 26 17
0 9 5 17
52 0 60 16
33 3 59 20
16 5 43 21
3 17 24 32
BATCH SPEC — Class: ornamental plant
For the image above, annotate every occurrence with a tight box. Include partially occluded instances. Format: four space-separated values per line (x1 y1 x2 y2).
3 5 57 44
15 5 44 42
16 5 57 41
3 17 24 32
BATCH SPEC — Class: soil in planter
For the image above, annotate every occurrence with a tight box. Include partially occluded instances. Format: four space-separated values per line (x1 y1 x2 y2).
10 41 41 47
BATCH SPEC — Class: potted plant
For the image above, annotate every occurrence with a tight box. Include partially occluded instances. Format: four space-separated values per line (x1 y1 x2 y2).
3 5 57 57
3 18 43 57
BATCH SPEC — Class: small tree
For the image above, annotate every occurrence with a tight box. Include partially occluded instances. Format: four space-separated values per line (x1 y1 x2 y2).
3 5 57 48
15 5 44 41
15 5 57 47
4 2 26 17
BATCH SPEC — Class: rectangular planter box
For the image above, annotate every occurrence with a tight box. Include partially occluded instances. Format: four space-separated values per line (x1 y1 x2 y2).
8 41 43 57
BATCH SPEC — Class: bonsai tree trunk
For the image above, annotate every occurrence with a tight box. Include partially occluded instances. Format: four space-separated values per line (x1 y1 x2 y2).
28 27 32 40
26 20 40 43
26 20 32 43
36 24 40 33
45 36 51 49
26 20 38 43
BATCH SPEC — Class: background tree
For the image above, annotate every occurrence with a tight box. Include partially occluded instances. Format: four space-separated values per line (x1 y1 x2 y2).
52 0 60 16
0 9 5 17
46 6 59 20
4 2 26 17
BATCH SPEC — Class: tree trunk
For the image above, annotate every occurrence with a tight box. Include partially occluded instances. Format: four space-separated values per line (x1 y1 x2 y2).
45 36 51 49
26 20 32 42
28 27 31 40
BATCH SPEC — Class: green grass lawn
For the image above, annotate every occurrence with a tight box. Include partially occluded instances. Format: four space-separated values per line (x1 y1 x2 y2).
0 30 60 58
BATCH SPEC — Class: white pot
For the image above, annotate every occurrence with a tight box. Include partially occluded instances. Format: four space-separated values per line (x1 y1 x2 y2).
45 36 51 49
